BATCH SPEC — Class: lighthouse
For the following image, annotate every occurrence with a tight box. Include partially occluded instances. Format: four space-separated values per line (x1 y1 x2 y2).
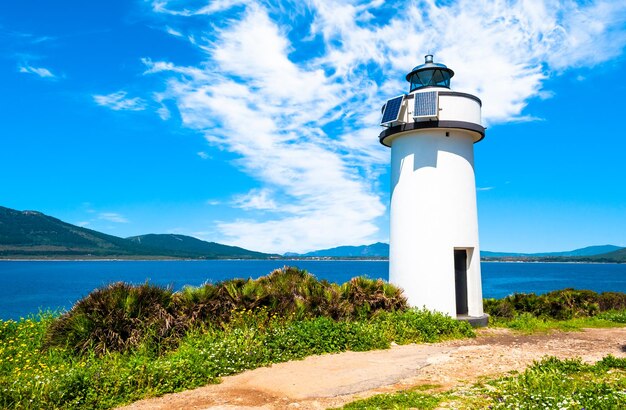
379 55 488 326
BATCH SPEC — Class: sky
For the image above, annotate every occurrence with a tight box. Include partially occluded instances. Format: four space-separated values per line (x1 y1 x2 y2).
1 0 626 254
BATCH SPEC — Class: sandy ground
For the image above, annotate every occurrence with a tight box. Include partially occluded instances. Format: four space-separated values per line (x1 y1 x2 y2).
117 327 626 410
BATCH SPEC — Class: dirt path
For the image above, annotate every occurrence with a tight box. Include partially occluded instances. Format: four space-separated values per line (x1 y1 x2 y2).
118 328 626 410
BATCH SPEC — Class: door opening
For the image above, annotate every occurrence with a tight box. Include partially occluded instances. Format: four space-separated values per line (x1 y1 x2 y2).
454 249 468 315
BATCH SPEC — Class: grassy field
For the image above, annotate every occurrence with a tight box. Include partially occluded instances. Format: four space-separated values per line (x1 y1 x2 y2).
0 267 473 409
337 355 626 409
4 272 626 409
0 309 473 409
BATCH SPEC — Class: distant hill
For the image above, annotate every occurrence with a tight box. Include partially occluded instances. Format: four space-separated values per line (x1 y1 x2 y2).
127 234 275 259
290 242 389 258
534 245 623 257
0 206 276 259
589 247 626 263
481 245 624 258
0 206 145 257
480 251 526 258
3 204 622 262
289 241 624 262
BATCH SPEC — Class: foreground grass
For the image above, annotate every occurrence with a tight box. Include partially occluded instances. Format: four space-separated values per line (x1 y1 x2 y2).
490 311 626 333
0 308 473 409
338 355 626 409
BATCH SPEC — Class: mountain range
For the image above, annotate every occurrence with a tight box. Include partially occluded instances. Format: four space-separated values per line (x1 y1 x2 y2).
0 206 276 259
1 205 624 262
285 242 390 258
285 242 626 262
480 245 624 258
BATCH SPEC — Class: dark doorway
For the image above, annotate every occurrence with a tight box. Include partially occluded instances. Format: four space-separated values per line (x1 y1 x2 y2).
454 249 468 315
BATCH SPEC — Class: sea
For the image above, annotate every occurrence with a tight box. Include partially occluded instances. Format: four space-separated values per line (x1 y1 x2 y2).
1 260 625 320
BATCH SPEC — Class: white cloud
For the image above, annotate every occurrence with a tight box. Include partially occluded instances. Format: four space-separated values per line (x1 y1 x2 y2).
144 0 626 252
152 0 251 16
146 4 386 252
231 188 278 211
197 151 210 160
165 26 183 37
19 64 55 78
308 0 626 124
93 91 147 111
156 105 171 119
98 212 129 223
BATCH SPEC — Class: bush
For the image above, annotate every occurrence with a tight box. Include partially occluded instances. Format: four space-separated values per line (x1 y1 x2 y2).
598 292 626 311
485 289 624 321
44 282 181 356
44 267 408 356
340 277 407 319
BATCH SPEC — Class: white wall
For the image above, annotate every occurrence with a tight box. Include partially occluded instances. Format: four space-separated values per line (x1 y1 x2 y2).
387 91 484 318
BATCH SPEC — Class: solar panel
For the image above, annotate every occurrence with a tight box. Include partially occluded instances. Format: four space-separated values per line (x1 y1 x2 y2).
413 91 438 118
380 95 404 125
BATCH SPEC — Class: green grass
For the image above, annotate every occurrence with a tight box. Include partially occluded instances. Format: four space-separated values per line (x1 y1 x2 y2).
336 384 449 410
7 278 626 409
0 308 473 409
489 312 626 333
339 390 444 409
485 356 626 409
337 356 626 409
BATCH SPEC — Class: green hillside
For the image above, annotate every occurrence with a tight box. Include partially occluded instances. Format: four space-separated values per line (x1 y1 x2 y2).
127 234 277 259
0 206 275 259
481 245 623 258
590 247 626 263
293 242 389 258
0 206 145 257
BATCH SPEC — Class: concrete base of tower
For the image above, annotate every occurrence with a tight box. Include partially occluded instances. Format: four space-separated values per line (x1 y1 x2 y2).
456 314 489 328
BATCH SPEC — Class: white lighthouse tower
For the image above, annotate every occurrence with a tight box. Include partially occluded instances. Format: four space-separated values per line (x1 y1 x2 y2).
380 55 488 325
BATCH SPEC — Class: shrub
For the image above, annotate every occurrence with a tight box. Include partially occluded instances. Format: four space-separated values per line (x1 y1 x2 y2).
485 289 623 321
543 289 599 319
44 282 181 356
174 267 408 327
597 310 626 323
340 277 407 319
44 267 408 356
598 292 626 311
173 282 234 327
483 298 515 318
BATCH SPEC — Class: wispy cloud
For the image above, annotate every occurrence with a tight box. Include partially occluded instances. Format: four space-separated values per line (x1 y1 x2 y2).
231 188 278 211
165 26 183 37
145 0 626 252
93 91 147 111
197 151 210 160
477 187 494 192
98 212 129 223
151 0 251 16
146 4 386 252
19 64 56 79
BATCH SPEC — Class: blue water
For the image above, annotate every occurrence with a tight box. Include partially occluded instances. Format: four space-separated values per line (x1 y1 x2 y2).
1 260 625 320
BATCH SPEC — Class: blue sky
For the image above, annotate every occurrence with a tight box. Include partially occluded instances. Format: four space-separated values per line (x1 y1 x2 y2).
1 0 626 254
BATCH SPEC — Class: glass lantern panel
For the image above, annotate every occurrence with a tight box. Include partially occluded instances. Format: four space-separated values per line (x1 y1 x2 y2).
418 70 434 86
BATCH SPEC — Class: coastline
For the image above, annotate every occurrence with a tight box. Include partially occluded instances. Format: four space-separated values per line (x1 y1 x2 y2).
1 258 622 264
